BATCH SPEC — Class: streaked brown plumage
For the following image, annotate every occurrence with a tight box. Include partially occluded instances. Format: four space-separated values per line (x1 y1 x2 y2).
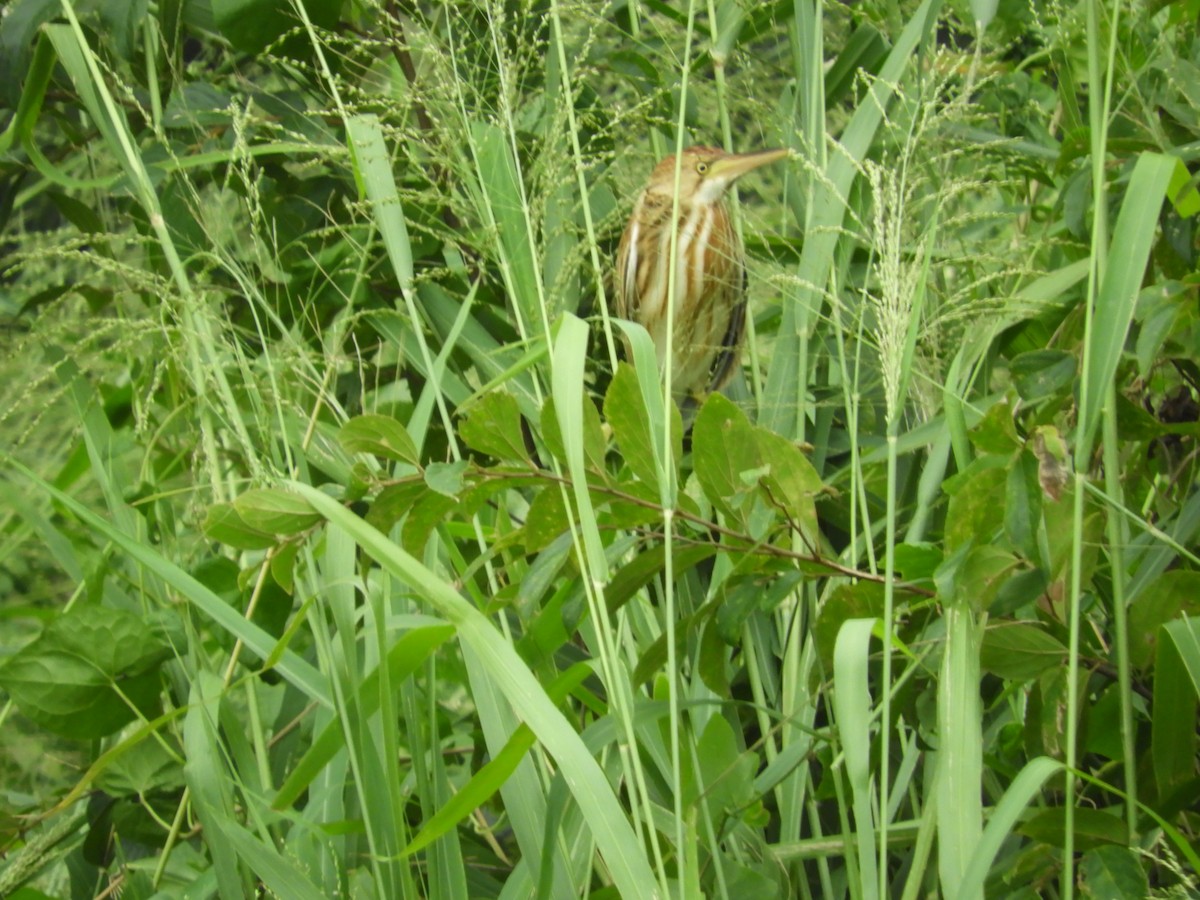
615 146 788 405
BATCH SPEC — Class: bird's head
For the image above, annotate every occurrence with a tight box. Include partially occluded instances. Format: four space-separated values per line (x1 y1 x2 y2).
646 146 789 206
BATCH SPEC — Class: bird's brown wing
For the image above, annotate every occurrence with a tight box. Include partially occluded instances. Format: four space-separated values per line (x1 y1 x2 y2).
705 263 747 392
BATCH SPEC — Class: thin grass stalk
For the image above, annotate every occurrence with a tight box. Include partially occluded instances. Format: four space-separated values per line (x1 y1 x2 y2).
444 21 547 408
779 12 827 850
484 2 556 350
548 0 620 371
879 435 897 895
301 556 391 896
553 316 670 894
1067 1 1121 891
1102 394 1138 838
706 0 767 411
662 0 702 883
54 7 255 496
622 0 665 161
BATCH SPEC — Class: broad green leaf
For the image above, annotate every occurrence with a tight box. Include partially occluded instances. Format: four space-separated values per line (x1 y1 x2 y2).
424 460 469 498
980 624 1068 681
459 392 529 462
967 399 1020 454
943 461 1007 552
14 464 330 706
203 503 277 550
522 487 572 554
0 605 169 739
758 439 821 537
1010 349 1076 403
606 543 717 615
957 545 1021 614
814 582 885 670
338 414 421 466
1128 571 1200 669
1003 451 1041 564
1079 846 1149 900
715 571 803 644
693 393 764 517
233 488 321 535
1019 807 1127 850
365 480 430 533
211 0 339 55
696 714 758 816
604 362 681 489
1152 621 1198 796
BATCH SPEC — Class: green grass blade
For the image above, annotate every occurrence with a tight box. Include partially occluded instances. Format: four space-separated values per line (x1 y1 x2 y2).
833 618 880 900
289 482 662 900
1079 153 1181 456
956 757 1063 899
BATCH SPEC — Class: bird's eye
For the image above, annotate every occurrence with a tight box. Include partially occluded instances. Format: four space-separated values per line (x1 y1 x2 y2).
696 161 708 174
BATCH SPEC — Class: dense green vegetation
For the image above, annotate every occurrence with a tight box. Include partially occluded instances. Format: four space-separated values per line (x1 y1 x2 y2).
2 0 1199 897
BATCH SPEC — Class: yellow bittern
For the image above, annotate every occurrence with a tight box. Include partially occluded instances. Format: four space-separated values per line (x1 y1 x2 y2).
615 146 788 406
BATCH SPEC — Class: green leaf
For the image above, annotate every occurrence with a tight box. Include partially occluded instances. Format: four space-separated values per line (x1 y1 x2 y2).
606 543 717 615
893 542 943 581
1128 571 1200 669
424 460 469 498
1080 153 1179 455
364 480 430 533
696 714 758 816
715 571 803 644
693 393 763 516
1005 450 1040 561
943 461 1007 552
203 502 277 550
1018 807 1127 851
755 427 823 541
957 545 1021 614
0 606 169 739
338 413 420 466
211 0 339 54
1079 846 1149 900
460 391 529 462
1010 350 1076 403
1152 618 1199 796
233 488 321 535
968 399 1020 454
541 395 608 474
523 487 572 553
604 362 681 488
814 582 885 671
980 623 1067 681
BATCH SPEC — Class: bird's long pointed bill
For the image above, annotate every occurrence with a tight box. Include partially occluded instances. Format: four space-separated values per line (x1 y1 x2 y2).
710 148 790 183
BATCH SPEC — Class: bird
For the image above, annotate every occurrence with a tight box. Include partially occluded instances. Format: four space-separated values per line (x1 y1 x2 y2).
615 145 789 410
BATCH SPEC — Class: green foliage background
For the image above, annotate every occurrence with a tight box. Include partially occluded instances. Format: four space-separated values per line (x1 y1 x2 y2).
1 0 1199 897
